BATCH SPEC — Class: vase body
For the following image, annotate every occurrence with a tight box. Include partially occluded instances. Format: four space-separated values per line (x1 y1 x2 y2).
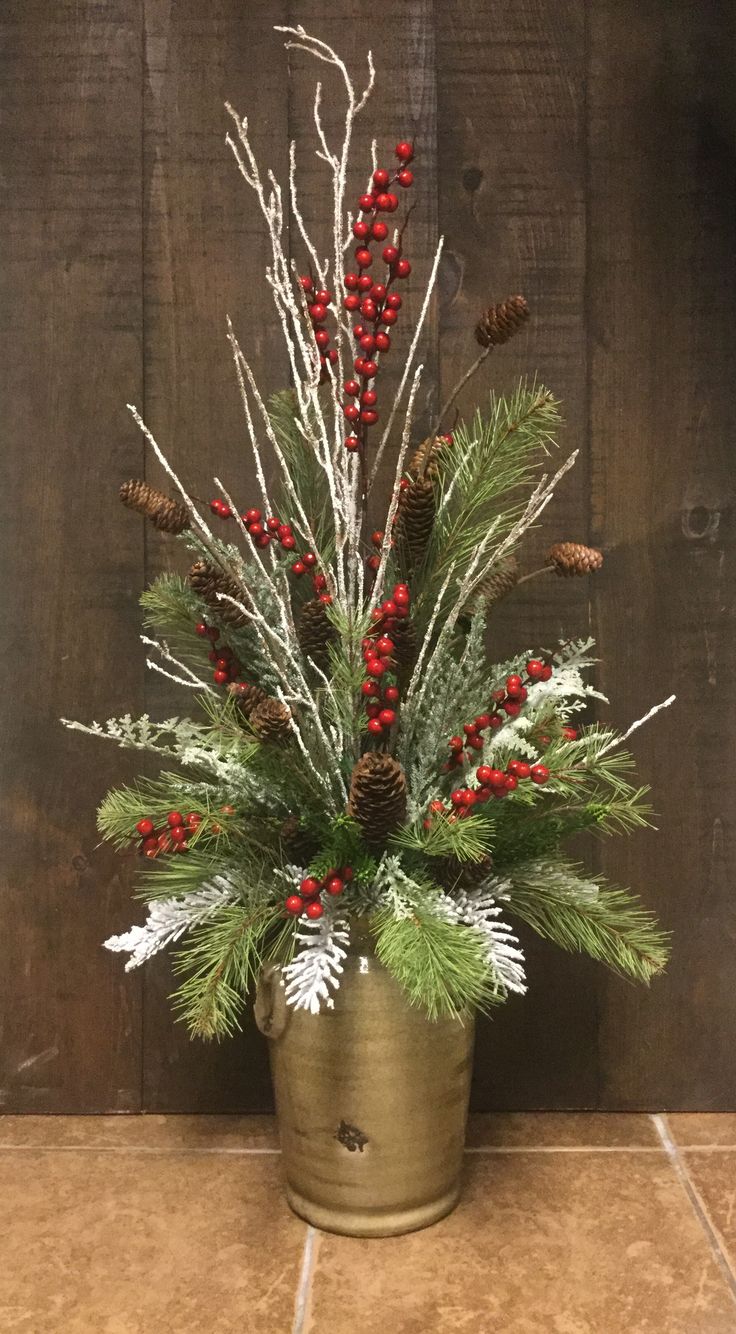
254 932 475 1237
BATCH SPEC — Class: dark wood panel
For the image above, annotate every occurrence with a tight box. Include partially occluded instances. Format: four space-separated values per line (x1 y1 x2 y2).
0 3 144 1111
139 0 290 1111
589 0 736 1108
435 0 599 1108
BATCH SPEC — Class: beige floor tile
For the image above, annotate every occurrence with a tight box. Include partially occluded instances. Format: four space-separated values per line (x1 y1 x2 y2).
667 1114 736 1148
683 1150 736 1277
0 1149 302 1333
305 1152 736 1334
467 1112 660 1149
0 1113 278 1150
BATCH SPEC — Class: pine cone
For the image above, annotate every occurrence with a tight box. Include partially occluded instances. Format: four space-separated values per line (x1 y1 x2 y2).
474 295 530 349
250 698 292 744
119 479 190 535
228 681 269 720
279 814 318 864
467 555 520 612
408 435 450 481
437 854 494 892
189 561 248 627
546 542 604 578
348 752 407 847
390 617 418 686
298 598 336 665
396 476 435 565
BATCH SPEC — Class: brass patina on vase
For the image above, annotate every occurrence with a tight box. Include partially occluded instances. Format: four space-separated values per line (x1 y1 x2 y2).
254 925 474 1237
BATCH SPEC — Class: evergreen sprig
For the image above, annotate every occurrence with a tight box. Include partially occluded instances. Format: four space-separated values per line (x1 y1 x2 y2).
371 903 499 1020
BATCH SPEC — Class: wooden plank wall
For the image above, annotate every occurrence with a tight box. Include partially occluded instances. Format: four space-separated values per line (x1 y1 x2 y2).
1 2 733 1112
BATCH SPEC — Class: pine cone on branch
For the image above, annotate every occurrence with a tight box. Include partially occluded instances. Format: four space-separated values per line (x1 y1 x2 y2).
119 479 190 535
408 435 451 481
348 752 407 847
250 698 292 744
396 476 435 565
298 598 336 665
466 555 520 613
390 617 418 685
474 295 530 350
546 542 604 578
189 561 249 627
228 681 269 720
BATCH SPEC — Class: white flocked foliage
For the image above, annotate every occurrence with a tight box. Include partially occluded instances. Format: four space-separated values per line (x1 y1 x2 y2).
282 910 351 1013
104 881 238 972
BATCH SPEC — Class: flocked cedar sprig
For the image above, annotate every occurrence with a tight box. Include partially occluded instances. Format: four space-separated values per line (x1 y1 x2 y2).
63 23 677 1035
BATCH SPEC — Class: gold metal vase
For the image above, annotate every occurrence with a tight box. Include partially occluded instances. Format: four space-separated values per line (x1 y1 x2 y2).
254 927 474 1237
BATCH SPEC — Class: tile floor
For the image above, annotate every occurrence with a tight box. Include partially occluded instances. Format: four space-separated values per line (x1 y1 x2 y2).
1 1113 735 1332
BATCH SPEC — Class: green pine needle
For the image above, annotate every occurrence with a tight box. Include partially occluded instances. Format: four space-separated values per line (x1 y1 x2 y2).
371 904 498 1021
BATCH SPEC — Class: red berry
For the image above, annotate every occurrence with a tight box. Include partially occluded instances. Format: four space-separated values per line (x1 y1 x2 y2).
394 258 411 278
395 140 414 162
386 292 402 310
461 789 477 806
381 308 398 325
382 245 399 264
344 379 360 397
506 674 524 695
515 762 531 780
504 774 518 792
213 670 229 684
467 737 484 751
313 573 327 591
314 328 330 349
285 895 304 915
371 529 384 547
361 409 379 425
374 192 392 211
429 799 445 814
291 561 306 576
344 403 360 422
142 836 159 854
375 331 391 351
476 713 492 729
361 359 378 378
384 685 400 704
384 193 399 212
361 681 380 698
540 665 553 681
486 769 505 788
170 825 187 844
450 790 465 807
489 715 502 730
299 275 313 293
359 193 375 212
355 247 372 268
397 168 414 187
360 299 378 321
195 622 208 637
362 389 378 407
476 765 492 784
463 721 479 736
373 168 390 188
302 552 316 568
300 877 320 898
326 876 345 896
393 588 410 607
344 272 359 290
319 593 333 605
345 435 360 452
166 812 183 828
185 813 202 828
306 900 324 920
370 284 387 302
344 293 360 311
372 221 388 241
367 658 387 678
136 818 155 837
315 289 332 306
157 833 172 851
378 708 396 726
353 220 370 239
309 302 327 323
381 599 397 615
563 726 577 740
531 764 550 784
366 554 380 572
449 736 463 751
491 786 508 800
359 333 376 352
280 534 296 550
375 636 394 656
526 659 545 679
367 717 384 735
358 274 373 292
503 700 521 717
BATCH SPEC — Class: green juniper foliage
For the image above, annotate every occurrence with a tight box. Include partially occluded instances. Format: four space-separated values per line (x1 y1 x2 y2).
64 31 673 1035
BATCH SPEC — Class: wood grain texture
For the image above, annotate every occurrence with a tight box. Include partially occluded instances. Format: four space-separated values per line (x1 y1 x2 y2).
0 2 144 1111
589 0 736 1108
139 0 289 1111
2 4 734 1112
435 0 601 1109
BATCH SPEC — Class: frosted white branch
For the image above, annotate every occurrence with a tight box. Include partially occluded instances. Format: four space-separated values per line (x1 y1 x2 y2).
104 883 237 971
598 695 677 756
282 909 350 1013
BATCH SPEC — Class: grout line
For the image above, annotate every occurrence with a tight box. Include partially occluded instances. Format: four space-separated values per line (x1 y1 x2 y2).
292 1225 317 1334
652 1114 736 1307
0 1139 733 1157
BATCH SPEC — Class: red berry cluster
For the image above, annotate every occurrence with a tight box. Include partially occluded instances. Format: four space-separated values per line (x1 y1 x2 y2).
135 810 202 857
360 582 410 736
195 621 243 687
342 140 415 452
427 758 550 824
298 278 338 384
208 499 298 554
445 659 554 769
284 866 354 919
365 527 391 575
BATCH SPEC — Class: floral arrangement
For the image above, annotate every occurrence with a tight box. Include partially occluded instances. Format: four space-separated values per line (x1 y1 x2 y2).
65 27 674 1036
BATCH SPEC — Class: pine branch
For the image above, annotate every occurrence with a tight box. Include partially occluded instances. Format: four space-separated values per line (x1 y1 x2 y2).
502 857 669 983
171 899 282 1039
391 811 495 863
371 902 499 1020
